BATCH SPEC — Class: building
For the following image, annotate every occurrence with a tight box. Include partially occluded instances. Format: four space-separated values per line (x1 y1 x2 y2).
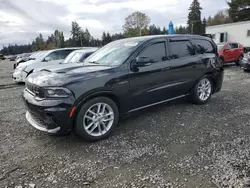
206 21 250 52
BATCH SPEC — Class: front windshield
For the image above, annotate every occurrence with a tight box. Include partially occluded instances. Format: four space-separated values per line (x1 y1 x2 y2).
84 40 140 66
61 51 78 64
217 45 224 51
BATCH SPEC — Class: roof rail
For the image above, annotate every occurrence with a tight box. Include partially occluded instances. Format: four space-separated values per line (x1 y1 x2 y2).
200 34 213 39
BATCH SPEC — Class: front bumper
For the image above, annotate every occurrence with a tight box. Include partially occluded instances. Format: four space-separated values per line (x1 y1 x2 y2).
22 89 75 135
13 71 27 83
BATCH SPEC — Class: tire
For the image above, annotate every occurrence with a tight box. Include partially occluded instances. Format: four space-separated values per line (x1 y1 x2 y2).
236 55 243 66
218 57 224 66
75 97 119 141
188 76 213 105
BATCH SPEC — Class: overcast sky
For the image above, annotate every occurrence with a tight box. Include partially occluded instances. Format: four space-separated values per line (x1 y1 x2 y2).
0 0 228 48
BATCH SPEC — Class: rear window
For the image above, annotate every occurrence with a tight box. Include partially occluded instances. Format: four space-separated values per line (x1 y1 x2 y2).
191 39 215 54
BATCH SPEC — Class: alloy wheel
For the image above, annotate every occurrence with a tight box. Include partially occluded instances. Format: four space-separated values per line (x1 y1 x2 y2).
83 102 114 137
197 78 212 101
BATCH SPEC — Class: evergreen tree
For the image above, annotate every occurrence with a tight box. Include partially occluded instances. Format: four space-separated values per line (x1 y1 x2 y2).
71 21 82 46
202 17 207 34
228 0 250 22
187 0 202 34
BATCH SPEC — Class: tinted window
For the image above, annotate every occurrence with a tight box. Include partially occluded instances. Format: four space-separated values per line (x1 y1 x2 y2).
247 30 250 37
192 39 215 54
231 43 238 49
169 41 194 59
139 42 166 63
59 50 75 59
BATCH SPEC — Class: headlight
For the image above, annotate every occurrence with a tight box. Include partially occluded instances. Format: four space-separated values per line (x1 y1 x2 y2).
15 65 27 72
43 87 71 98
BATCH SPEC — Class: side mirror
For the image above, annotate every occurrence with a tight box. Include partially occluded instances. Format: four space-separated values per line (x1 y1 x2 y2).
44 57 52 62
134 57 152 67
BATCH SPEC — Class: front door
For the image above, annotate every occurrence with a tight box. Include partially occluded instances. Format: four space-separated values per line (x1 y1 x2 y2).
128 39 172 111
223 43 233 62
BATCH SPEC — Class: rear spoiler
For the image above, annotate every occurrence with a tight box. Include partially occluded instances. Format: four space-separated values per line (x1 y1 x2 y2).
200 34 213 39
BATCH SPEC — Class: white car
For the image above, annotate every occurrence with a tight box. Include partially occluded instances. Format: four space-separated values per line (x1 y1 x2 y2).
32 48 98 73
13 48 80 83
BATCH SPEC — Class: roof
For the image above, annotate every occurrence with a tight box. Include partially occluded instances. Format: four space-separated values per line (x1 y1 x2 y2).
206 20 250 29
115 34 211 43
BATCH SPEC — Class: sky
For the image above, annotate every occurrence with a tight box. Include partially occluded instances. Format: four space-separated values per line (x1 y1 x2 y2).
0 0 229 48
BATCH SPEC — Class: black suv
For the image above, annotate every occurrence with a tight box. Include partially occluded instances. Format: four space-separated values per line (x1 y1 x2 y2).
22 35 224 141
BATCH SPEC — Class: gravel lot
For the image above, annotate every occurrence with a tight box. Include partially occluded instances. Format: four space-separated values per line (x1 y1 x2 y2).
1 59 250 188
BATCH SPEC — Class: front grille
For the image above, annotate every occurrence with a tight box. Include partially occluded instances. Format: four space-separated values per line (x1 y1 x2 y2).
26 83 44 98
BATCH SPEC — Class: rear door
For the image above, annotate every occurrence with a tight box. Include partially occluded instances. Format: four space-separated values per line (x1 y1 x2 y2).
167 39 203 97
129 38 173 110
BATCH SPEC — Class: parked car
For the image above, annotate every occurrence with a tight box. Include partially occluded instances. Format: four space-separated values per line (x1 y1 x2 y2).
217 42 244 65
240 52 250 71
9 55 17 61
13 48 80 83
14 51 46 69
22 35 224 141
0 54 6 60
32 48 98 73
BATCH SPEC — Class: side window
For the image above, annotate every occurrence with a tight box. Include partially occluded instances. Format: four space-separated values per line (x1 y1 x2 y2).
139 42 166 63
45 51 59 61
192 39 215 54
169 41 194 59
226 44 232 49
247 30 250 37
59 50 74 59
231 43 239 49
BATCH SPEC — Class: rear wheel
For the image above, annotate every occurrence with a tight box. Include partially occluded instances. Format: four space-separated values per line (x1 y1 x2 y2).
75 97 119 141
189 76 213 105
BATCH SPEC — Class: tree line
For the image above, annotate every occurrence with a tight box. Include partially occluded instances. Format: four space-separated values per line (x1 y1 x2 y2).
1 0 249 55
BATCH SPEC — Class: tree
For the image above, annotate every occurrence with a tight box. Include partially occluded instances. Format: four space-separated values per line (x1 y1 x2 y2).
71 21 82 46
187 0 202 34
228 0 250 22
123 11 150 37
201 17 207 34
207 10 233 26
175 25 188 34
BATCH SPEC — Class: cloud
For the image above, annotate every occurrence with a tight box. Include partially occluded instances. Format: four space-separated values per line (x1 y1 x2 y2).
0 0 229 48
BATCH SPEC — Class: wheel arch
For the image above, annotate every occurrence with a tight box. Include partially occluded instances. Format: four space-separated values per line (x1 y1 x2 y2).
71 91 121 126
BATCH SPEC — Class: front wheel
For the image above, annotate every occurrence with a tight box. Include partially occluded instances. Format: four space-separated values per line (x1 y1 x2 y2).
75 97 119 141
236 55 243 66
189 76 213 105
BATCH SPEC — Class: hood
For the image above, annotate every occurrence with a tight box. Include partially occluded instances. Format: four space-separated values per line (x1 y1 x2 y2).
26 64 113 87
33 62 75 73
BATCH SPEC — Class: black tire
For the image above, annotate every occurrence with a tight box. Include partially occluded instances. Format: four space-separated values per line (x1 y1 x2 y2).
236 55 243 66
188 76 213 105
75 97 119 141
218 57 224 66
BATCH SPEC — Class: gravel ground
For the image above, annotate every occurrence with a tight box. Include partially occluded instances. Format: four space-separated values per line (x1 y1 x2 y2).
1 59 250 188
